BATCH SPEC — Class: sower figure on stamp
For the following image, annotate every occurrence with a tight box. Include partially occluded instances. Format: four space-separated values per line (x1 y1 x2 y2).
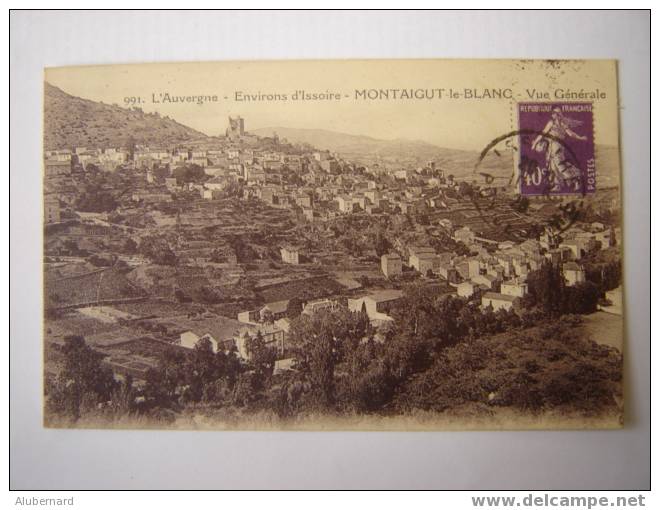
531 106 588 192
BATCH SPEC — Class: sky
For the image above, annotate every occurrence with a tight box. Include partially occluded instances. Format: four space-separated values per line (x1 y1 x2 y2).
45 59 620 151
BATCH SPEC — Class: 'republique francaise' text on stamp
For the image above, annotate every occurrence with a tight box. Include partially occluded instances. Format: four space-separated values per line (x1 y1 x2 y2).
518 102 595 196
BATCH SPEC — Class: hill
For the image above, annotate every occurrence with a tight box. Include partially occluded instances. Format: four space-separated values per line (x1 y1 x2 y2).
252 126 451 161
43 85 620 189
44 82 208 150
253 126 513 182
593 145 621 188
253 126 620 187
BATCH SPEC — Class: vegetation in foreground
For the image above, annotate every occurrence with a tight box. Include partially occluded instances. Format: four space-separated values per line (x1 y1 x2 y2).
44 263 623 429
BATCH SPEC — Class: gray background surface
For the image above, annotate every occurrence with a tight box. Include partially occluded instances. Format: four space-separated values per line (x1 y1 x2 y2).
10 10 650 490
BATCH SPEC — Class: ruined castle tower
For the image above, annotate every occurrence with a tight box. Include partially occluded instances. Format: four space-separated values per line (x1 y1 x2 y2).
226 116 245 139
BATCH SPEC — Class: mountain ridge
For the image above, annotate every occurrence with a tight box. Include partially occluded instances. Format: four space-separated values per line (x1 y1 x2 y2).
251 126 464 158
43 84 620 188
44 82 208 149
252 126 620 187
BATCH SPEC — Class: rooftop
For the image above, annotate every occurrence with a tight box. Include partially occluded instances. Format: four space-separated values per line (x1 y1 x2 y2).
173 316 244 342
409 246 436 255
236 322 284 337
365 289 404 303
206 175 228 184
482 292 517 302
261 299 290 315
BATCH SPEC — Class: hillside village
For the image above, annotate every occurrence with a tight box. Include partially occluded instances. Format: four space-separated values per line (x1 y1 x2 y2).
43 89 624 425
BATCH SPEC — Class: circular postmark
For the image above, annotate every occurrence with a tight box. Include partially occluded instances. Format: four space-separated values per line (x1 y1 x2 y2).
474 129 586 197
466 128 592 240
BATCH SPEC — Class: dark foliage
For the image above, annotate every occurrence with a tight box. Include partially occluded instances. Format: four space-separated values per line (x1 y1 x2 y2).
45 335 116 420
392 321 621 416
172 164 207 185
138 235 178 266
525 262 602 316
75 190 118 213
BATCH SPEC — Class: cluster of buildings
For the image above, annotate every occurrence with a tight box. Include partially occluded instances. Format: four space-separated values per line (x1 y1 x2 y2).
43 115 621 384
174 219 614 359
378 221 614 312
44 115 520 239
174 295 345 365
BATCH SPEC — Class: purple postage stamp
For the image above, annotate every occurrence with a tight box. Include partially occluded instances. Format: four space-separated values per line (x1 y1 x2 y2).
517 102 595 196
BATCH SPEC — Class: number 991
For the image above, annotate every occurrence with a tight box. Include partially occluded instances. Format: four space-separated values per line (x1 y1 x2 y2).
123 96 142 106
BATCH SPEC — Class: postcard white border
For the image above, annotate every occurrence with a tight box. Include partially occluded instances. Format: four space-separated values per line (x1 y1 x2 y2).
9 10 650 489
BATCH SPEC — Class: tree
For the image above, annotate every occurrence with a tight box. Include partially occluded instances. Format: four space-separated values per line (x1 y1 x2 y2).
223 346 242 389
46 335 116 420
108 374 137 416
174 288 191 303
138 235 177 266
525 262 604 316
286 297 304 319
337 337 393 413
374 231 391 257
228 235 257 263
525 261 566 317
126 135 137 160
152 164 170 180
172 164 207 184
183 337 223 402
75 190 118 213
62 239 87 257
261 309 274 324
288 308 371 410
245 331 277 390
417 214 430 226
224 180 243 197
198 286 223 304
564 281 601 314
601 261 622 291
458 181 473 197
144 347 187 407
123 238 138 254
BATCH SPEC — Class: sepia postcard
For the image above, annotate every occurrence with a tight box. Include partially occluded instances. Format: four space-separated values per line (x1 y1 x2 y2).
42 59 624 430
